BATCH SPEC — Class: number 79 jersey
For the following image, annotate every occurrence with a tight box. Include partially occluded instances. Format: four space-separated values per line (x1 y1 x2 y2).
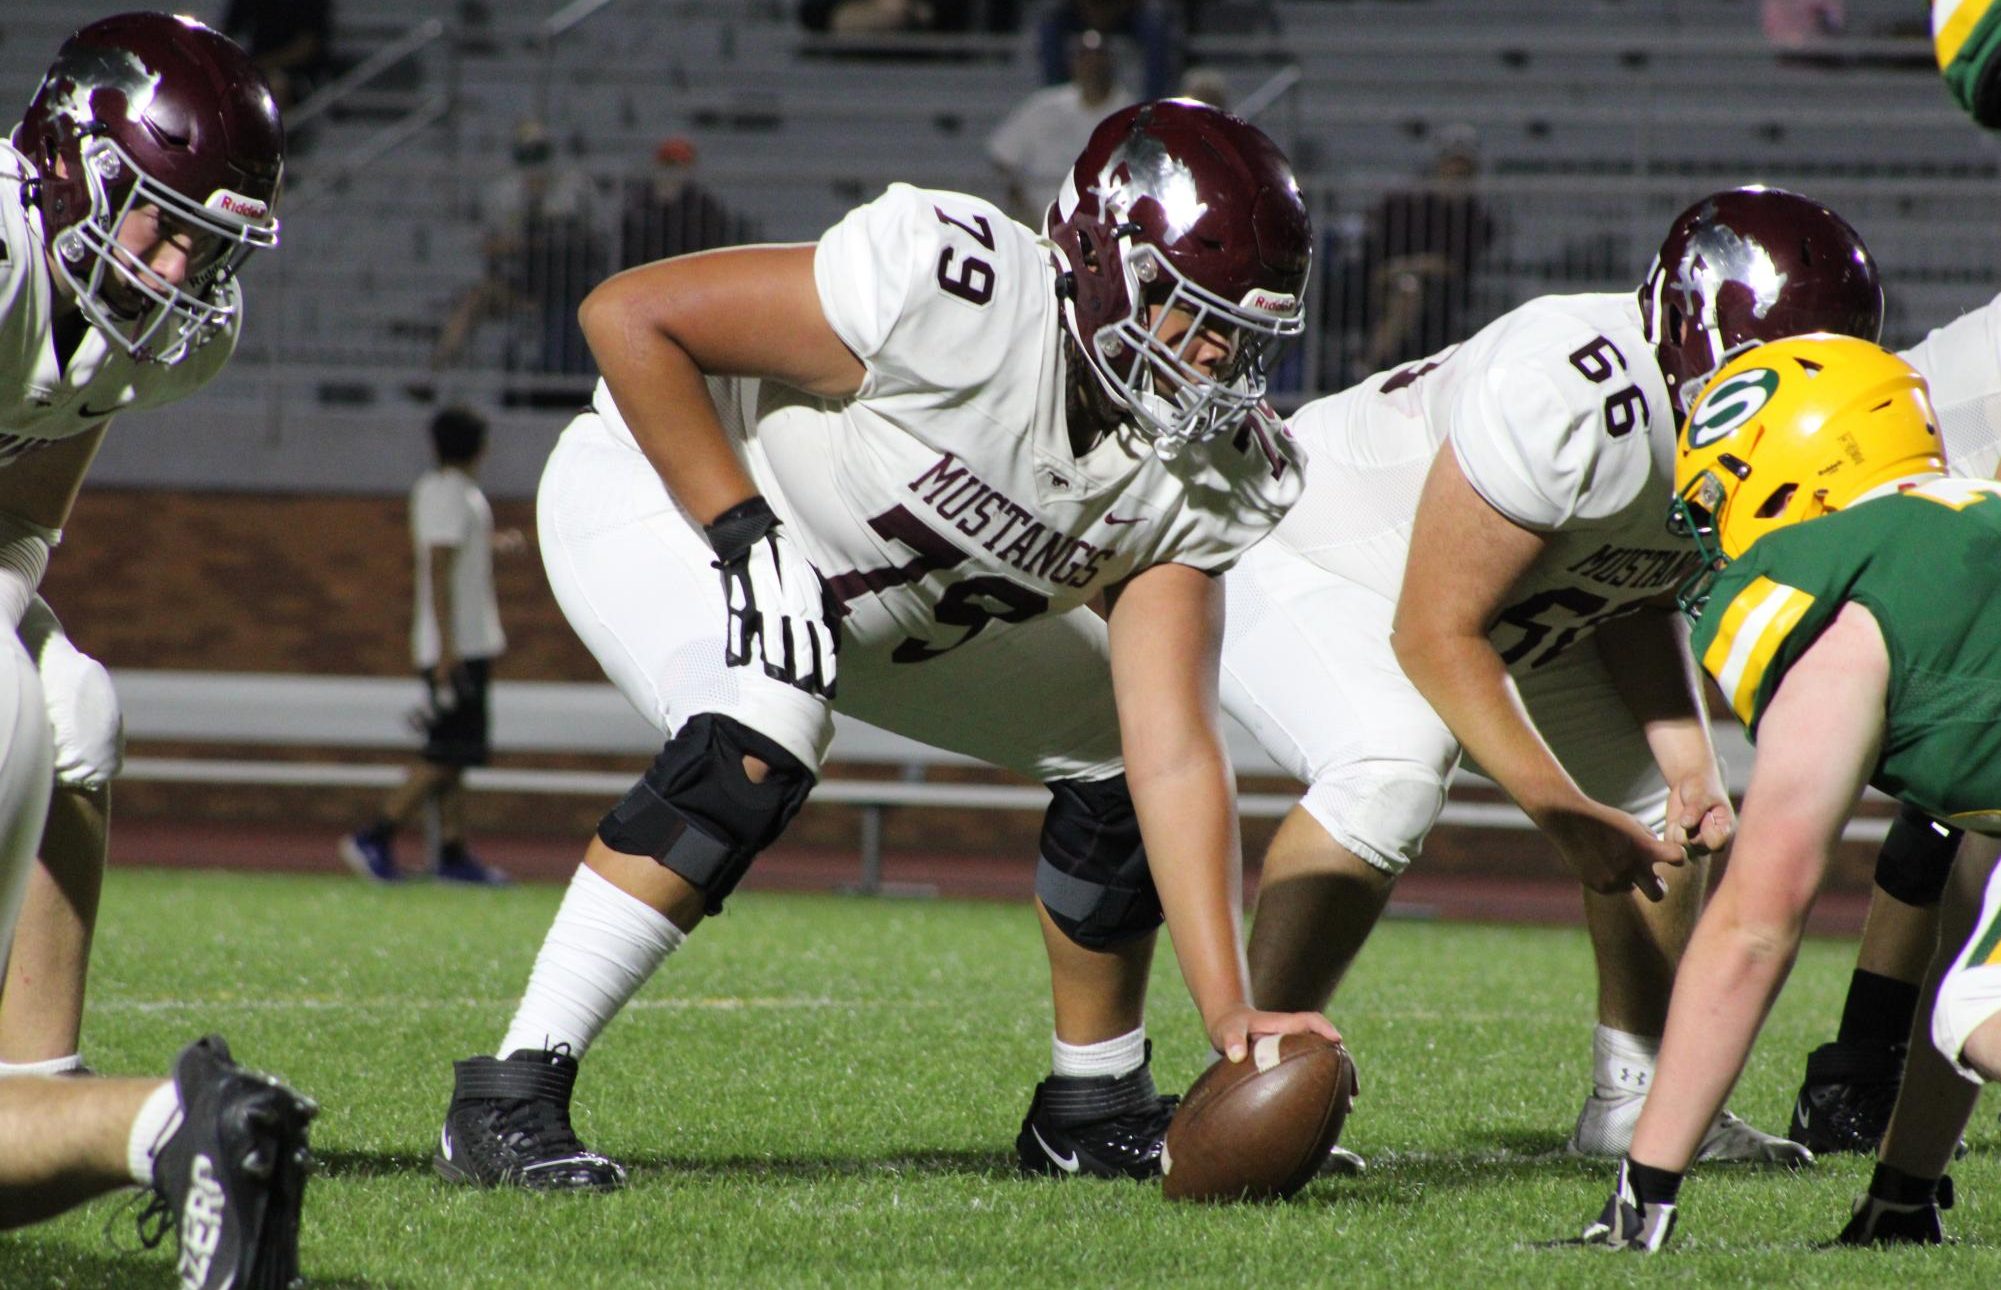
1269 291 1694 671
1691 479 2001 832
592 183 1301 659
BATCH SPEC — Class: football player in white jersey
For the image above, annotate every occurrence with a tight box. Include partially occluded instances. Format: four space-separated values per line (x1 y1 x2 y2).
1220 186 1884 1167
0 14 315 1288
435 100 1341 1190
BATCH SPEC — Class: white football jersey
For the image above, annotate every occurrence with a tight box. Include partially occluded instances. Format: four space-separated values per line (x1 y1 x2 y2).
1900 293 2001 482
0 141 239 465
590 182 1302 657
1271 291 1691 672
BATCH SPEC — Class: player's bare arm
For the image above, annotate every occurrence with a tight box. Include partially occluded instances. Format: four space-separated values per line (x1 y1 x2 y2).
1393 440 1682 896
1106 562 1339 1061
1593 605 1733 856
1628 602 1887 1173
0 426 108 539
577 244 864 525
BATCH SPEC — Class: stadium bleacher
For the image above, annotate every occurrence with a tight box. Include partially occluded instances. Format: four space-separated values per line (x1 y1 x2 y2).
7 0 1991 496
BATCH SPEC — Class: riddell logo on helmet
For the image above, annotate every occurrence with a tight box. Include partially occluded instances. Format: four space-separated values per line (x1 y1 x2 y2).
209 190 268 220
1240 288 1296 314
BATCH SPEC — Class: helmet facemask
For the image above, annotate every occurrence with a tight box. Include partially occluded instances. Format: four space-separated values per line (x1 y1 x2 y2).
1082 235 1301 458
51 132 277 365
1666 455 1748 616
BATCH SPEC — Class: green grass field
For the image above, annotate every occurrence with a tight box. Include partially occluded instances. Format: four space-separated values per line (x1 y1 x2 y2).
1 869 1995 1288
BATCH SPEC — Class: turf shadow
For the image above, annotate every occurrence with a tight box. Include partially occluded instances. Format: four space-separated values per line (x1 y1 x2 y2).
580 1146 1010 1183
314 1148 439 1180
0 1239 160 1289
322 1144 1011 1185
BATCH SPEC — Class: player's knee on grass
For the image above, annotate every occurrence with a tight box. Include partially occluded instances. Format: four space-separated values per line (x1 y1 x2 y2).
1299 762 1448 878
1876 803 1960 907
1036 774 1161 949
596 712 813 915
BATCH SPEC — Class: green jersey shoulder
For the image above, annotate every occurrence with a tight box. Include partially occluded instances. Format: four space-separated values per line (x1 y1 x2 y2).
1690 478 2001 831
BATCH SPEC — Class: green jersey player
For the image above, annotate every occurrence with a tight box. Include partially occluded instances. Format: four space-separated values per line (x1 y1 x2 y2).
1577 333 2001 1251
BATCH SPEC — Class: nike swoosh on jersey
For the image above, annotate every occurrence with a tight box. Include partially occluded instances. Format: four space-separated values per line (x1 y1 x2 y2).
1030 1124 1081 1173
1102 514 1147 527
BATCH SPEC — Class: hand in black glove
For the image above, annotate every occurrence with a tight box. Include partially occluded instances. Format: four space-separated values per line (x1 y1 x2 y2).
705 495 838 698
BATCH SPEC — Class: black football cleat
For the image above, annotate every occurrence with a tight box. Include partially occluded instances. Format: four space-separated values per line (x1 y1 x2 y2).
1788 1040 1904 1155
436 1048 626 1190
139 1034 318 1290
1016 1056 1179 1181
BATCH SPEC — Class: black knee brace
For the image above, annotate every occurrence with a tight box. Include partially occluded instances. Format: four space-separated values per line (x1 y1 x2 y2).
1034 774 1163 950
1874 801 1961 909
596 712 815 914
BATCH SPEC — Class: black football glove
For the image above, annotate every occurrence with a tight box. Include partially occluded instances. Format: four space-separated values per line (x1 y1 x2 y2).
1837 1165 1952 1247
1579 1158 1680 1252
705 495 837 698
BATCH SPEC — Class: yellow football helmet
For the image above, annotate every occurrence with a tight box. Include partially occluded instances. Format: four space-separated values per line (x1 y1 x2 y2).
1670 333 1945 613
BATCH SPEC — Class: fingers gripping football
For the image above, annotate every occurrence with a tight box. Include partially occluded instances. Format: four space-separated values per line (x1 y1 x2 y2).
705 496 838 698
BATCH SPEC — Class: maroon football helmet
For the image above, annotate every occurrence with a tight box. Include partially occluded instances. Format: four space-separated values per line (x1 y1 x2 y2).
14 13 284 364
1046 100 1312 455
1640 186 1881 418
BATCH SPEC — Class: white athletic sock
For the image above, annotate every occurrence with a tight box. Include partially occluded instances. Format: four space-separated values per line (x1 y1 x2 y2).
1592 1023 1661 1097
497 864 685 1060
126 1081 183 1188
1052 1025 1147 1079
0 1053 83 1077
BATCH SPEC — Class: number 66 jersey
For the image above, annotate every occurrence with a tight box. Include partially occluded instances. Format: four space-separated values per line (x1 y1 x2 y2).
542 182 1301 778
1262 291 1691 668
1218 291 1691 873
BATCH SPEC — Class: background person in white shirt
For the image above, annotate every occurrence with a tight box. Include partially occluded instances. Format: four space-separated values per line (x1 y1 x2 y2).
987 29 1133 226
341 406 520 885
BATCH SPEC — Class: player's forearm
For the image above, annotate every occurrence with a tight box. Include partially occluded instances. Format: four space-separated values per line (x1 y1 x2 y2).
1597 609 1720 785
1631 884 1805 1171
1126 750 1252 1027
1393 626 1581 818
579 281 756 526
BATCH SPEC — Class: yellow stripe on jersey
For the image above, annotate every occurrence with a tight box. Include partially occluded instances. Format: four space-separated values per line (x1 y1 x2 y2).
1701 575 1817 725
1937 0 1990 68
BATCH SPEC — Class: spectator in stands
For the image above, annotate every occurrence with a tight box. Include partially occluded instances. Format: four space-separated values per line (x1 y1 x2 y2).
799 0 1019 34
618 136 759 268
432 117 602 378
341 407 521 886
988 29 1133 225
222 0 336 112
1037 0 1176 100
1358 125 1495 373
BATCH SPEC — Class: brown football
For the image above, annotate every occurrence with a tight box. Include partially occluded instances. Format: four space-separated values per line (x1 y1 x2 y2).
1160 1032 1357 1202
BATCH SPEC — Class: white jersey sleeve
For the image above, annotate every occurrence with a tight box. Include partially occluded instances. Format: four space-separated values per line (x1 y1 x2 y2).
1442 301 1660 530
1900 294 2001 482
813 182 1044 402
